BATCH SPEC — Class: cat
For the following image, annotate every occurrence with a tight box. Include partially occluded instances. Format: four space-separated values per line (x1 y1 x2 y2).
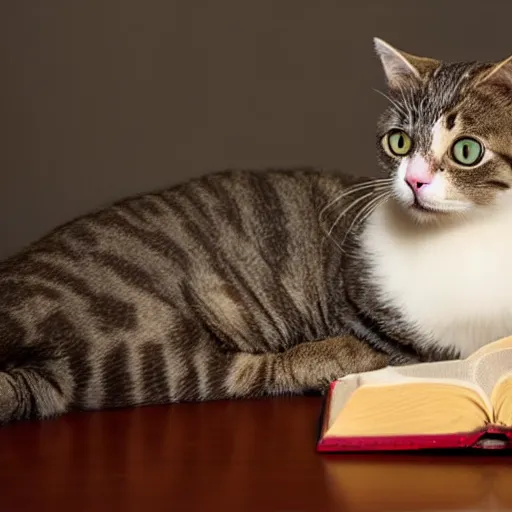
1 38 511 425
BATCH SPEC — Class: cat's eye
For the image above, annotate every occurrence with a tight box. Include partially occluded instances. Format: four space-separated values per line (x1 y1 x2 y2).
385 130 412 157
451 137 484 166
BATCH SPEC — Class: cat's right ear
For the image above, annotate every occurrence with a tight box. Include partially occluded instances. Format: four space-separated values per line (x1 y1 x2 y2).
373 38 440 89
475 55 512 90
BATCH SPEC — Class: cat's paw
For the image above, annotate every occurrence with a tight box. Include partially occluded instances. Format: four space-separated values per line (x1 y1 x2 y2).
286 335 390 393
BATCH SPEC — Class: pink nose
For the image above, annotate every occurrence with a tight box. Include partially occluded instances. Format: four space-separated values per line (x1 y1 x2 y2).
404 156 434 193
405 173 433 191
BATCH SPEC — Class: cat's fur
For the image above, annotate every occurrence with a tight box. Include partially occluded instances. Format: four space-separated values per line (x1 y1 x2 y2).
0 39 511 424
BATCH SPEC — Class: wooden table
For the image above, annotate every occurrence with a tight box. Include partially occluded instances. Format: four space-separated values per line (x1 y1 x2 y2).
1 395 511 511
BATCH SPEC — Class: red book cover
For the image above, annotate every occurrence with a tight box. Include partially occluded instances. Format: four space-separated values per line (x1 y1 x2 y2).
316 381 512 453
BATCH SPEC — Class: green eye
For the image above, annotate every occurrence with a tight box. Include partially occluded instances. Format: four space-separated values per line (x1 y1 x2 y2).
451 137 484 166
386 130 412 156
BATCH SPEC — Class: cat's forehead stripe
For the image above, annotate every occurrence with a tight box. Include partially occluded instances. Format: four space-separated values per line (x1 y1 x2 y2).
430 115 461 162
431 117 449 161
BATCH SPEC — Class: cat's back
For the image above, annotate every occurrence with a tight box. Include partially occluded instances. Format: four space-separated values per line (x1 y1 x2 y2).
0 168 355 354
3 168 330 267
9 168 358 270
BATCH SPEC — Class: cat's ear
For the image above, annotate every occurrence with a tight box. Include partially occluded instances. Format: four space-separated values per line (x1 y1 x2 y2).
373 38 440 89
475 55 512 90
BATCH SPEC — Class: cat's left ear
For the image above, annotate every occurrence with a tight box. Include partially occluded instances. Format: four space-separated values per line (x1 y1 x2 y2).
373 37 440 89
476 55 512 90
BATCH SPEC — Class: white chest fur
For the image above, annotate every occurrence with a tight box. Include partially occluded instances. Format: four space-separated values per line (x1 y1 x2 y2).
362 202 512 357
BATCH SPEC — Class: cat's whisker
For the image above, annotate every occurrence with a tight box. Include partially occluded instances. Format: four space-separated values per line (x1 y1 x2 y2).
340 191 391 247
357 191 391 227
326 190 382 238
318 179 392 223
338 192 392 260
343 192 391 248
324 179 391 201
322 182 391 225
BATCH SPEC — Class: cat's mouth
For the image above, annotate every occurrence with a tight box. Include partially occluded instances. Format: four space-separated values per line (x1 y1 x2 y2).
401 195 459 220
405 196 470 220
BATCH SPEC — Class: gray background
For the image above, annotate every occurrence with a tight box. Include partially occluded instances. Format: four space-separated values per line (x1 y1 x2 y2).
1 0 510 259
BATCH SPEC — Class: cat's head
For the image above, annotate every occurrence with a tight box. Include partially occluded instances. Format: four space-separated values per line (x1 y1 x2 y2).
374 38 512 224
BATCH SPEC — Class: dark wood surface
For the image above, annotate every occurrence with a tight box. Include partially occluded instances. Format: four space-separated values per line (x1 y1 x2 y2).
1 395 512 512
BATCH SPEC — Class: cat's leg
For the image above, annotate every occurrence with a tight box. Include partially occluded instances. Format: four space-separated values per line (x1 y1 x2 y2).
221 335 391 398
0 318 388 423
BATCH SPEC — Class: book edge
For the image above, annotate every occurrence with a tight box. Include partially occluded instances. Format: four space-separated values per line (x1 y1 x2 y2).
316 380 337 444
316 426 512 452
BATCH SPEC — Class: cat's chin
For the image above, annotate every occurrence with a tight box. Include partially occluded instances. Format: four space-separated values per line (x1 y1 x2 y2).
395 197 470 225
405 208 446 225
407 202 450 223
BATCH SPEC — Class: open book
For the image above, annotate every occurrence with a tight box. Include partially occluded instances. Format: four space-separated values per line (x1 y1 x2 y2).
317 336 512 452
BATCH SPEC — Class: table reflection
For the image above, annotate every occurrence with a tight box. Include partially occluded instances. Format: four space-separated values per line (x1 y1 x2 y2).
322 454 512 512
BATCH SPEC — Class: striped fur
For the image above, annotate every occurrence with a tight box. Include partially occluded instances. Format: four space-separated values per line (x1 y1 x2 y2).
2 40 510 424
0 169 410 423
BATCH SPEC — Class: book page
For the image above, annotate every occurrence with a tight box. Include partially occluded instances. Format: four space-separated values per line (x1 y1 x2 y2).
471 348 512 398
326 380 491 437
380 359 470 380
328 359 473 427
327 368 492 435
490 370 512 426
467 335 512 361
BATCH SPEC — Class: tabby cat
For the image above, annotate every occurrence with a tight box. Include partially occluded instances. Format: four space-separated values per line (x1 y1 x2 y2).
1 38 512 424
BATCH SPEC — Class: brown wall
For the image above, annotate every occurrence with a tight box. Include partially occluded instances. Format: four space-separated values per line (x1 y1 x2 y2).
1 1 510 259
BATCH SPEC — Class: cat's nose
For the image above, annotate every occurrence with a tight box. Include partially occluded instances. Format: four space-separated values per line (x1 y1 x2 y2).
404 155 434 193
405 173 433 192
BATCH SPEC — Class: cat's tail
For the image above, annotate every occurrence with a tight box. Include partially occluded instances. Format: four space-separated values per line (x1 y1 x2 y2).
0 310 81 424
0 359 73 424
